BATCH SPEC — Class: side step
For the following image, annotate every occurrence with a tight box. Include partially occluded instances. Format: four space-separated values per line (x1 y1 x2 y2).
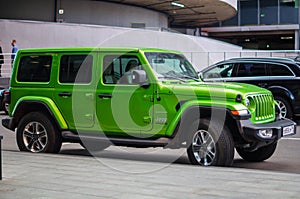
62 131 171 147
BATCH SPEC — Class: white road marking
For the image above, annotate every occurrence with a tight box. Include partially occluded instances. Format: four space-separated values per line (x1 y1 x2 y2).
282 137 300 141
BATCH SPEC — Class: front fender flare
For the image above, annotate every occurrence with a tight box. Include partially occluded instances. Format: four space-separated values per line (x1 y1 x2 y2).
165 99 246 137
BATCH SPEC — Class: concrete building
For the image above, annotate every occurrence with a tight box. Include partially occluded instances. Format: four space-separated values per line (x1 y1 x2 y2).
0 0 241 72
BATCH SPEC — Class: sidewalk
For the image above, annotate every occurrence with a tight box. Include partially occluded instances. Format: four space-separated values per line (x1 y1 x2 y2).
1 149 300 199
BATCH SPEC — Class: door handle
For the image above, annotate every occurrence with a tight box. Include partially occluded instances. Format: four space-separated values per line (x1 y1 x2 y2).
58 92 72 97
98 94 112 99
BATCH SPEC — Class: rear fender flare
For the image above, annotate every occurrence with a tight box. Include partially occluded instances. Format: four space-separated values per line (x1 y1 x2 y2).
12 96 68 130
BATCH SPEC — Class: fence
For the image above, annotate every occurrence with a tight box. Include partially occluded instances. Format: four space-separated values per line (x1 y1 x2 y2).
0 53 13 78
1 50 300 77
184 50 300 71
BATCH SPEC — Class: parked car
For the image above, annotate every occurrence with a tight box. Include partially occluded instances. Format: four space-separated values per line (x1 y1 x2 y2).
200 57 300 120
2 48 296 167
0 88 9 114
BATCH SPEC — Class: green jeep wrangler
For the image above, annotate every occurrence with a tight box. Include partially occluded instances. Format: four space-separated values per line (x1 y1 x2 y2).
2 47 296 166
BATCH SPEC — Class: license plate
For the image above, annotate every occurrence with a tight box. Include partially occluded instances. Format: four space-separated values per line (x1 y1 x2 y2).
283 125 295 137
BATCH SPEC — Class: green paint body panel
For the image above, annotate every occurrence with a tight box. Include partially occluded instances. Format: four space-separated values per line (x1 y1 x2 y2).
7 47 275 138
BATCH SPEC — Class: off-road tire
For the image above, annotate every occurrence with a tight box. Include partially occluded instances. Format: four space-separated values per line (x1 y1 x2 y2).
16 112 62 153
187 118 234 166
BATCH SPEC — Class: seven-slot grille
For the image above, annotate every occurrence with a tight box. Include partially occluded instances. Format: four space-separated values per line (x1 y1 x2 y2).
251 94 274 121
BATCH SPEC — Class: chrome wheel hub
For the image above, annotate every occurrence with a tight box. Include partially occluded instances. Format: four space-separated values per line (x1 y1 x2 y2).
23 122 48 152
192 130 216 166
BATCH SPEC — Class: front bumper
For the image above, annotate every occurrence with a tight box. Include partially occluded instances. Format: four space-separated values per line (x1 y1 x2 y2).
239 118 296 142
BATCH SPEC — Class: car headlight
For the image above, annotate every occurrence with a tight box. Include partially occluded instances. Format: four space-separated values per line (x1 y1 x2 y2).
245 97 256 111
245 98 251 107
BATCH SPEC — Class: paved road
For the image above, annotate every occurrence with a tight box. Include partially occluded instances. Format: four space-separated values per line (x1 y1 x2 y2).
1 113 300 198
1 113 300 174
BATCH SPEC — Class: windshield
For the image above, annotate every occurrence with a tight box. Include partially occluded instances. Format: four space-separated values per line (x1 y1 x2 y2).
144 52 199 81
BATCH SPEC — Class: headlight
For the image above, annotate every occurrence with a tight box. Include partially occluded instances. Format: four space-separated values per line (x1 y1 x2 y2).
245 98 251 107
245 97 255 111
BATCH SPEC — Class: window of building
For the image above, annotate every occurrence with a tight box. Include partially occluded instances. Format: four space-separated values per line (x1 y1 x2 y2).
131 23 146 29
240 0 259 25
17 55 52 82
59 55 93 84
280 0 299 24
260 0 279 25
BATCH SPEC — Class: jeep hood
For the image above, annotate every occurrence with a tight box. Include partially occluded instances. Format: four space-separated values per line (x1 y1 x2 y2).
159 81 272 100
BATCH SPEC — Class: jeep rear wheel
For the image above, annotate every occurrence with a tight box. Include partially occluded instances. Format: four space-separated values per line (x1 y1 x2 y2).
236 142 277 162
187 119 234 166
16 112 62 153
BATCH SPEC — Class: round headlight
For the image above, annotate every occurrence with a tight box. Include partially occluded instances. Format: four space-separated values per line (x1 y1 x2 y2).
245 98 251 107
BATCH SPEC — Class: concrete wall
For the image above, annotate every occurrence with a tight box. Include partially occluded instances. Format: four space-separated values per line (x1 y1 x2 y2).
0 0 168 28
0 19 242 74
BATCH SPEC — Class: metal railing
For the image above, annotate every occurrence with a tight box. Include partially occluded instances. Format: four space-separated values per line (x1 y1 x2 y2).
0 53 13 78
1 50 300 76
184 50 300 71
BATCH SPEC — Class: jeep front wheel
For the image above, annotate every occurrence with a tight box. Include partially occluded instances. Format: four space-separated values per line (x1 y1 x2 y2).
16 112 62 153
187 119 234 166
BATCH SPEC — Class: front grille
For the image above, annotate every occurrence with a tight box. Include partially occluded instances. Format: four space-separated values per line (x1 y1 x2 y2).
251 94 274 122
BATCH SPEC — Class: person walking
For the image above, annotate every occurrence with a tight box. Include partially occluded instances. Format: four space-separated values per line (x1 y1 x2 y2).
11 39 18 67
0 41 4 77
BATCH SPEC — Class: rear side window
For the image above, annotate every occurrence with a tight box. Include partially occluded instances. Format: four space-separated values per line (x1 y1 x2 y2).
235 63 267 77
268 64 294 76
17 55 52 82
59 55 93 83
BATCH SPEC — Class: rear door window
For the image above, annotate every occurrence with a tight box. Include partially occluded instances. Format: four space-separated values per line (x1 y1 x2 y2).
59 55 93 84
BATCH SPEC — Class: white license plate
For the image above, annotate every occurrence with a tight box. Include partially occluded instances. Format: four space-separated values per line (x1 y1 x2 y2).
283 125 295 136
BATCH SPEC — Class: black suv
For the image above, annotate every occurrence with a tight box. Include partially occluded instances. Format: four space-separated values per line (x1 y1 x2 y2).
200 57 300 119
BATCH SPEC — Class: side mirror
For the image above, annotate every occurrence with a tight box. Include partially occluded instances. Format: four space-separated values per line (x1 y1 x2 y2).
132 70 149 88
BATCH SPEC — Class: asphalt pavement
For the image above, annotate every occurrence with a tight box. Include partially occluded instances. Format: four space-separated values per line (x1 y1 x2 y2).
0 115 300 198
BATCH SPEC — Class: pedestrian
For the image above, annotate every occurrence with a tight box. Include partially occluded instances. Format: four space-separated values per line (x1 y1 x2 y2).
11 39 18 67
0 41 4 77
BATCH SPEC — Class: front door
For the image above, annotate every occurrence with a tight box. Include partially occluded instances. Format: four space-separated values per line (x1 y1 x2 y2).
96 54 154 137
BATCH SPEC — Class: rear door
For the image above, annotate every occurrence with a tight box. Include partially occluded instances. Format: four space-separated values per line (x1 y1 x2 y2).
53 52 95 129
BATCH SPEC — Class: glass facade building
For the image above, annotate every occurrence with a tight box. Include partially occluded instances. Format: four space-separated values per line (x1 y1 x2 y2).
203 0 300 50
224 0 299 26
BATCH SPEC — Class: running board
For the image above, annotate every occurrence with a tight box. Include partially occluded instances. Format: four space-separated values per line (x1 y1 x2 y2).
62 131 171 147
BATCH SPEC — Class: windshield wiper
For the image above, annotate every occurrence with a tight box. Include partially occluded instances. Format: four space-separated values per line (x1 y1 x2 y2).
180 75 200 82
159 74 187 83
